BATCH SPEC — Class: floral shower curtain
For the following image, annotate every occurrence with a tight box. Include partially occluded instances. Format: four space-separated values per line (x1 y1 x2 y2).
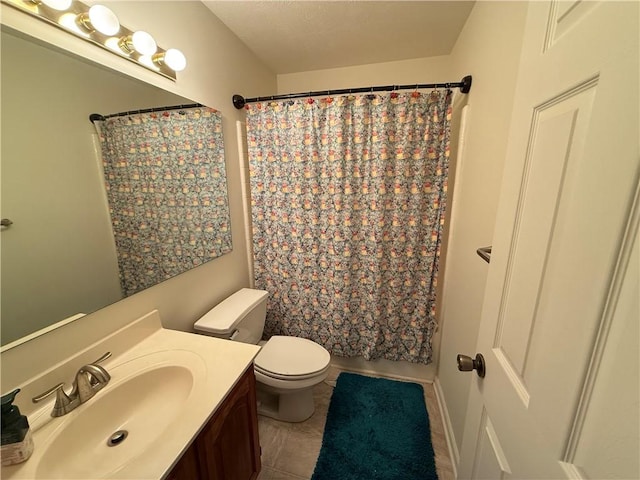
97 107 231 297
246 90 452 364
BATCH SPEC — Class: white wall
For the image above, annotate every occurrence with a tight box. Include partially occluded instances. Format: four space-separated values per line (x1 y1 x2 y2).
1 1 277 390
436 1 529 461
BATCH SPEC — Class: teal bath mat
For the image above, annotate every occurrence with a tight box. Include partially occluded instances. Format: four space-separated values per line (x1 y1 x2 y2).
312 372 438 480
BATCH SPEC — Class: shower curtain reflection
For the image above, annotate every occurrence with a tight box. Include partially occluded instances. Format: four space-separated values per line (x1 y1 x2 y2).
247 90 452 364
96 107 232 297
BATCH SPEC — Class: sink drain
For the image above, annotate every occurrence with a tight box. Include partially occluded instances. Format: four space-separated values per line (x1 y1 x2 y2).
107 430 128 447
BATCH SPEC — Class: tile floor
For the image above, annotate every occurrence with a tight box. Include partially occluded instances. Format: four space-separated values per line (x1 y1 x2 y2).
256 367 455 480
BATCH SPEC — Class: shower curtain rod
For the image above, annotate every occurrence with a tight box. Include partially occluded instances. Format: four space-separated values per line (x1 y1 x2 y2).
232 75 472 109
89 103 204 123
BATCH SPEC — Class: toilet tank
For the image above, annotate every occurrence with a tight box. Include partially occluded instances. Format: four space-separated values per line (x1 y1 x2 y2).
193 288 268 345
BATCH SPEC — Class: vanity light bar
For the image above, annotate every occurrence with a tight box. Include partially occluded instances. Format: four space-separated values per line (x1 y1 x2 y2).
2 0 186 81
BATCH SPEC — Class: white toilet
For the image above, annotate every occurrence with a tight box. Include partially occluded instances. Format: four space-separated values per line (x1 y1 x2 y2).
193 288 331 422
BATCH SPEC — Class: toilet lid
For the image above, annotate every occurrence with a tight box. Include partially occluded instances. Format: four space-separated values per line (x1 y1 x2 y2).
254 336 330 378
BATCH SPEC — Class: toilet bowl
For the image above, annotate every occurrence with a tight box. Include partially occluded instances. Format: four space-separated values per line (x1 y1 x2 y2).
193 289 331 422
254 335 330 422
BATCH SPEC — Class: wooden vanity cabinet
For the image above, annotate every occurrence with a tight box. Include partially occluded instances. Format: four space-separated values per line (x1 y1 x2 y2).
167 444 201 479
166 366 261 480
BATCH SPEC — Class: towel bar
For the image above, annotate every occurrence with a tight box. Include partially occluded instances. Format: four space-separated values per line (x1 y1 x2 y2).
477 246 491 263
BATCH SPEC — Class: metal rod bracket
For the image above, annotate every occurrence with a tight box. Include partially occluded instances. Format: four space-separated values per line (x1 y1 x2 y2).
233 94 246 109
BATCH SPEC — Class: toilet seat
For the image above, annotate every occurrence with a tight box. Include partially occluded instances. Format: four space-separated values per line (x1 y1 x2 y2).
254 336 330 381
254 364 330 381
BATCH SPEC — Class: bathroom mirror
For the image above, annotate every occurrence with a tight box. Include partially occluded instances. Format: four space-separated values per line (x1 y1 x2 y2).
0 27 232 346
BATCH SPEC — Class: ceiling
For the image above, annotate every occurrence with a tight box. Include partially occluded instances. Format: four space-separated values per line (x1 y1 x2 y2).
202 1 475 74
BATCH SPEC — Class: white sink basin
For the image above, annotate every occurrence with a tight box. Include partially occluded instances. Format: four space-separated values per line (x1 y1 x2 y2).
31 350 205 479
0 313 260 480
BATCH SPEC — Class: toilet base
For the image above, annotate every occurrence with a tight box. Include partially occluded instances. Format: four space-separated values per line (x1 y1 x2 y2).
256 383 315 423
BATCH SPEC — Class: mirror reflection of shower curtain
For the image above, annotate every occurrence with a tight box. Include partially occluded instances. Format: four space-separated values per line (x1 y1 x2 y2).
95 107 232 297
247 91 452 364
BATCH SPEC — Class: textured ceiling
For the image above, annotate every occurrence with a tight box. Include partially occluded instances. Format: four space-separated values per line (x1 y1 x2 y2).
202 1 475 74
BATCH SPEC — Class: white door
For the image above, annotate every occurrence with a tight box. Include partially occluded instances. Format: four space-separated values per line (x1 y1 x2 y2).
458 2 639 479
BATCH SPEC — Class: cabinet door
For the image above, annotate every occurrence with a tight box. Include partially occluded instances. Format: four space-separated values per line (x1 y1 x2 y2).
197 367 261 480
165 443 201 480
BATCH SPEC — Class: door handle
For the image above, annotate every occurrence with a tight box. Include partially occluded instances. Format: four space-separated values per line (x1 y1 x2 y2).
457 353 486 378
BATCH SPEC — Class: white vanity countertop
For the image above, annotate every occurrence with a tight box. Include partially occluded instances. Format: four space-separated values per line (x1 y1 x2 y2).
1 311 261 479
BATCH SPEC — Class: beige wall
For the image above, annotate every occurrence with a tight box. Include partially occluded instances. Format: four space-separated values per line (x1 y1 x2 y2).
1 1 277 389
277 55 451 93
436 1 529 461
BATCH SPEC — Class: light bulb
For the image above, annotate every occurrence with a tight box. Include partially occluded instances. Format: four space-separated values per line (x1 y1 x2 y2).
138 55 158 70
40 0 72 10
105 37 123 53
163 48 186 72
77 5 120 36
119 31 157 55
131 31 157 55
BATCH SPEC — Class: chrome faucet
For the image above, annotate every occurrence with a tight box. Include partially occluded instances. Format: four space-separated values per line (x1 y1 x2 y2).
72 363 111 403
32 352 112 417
